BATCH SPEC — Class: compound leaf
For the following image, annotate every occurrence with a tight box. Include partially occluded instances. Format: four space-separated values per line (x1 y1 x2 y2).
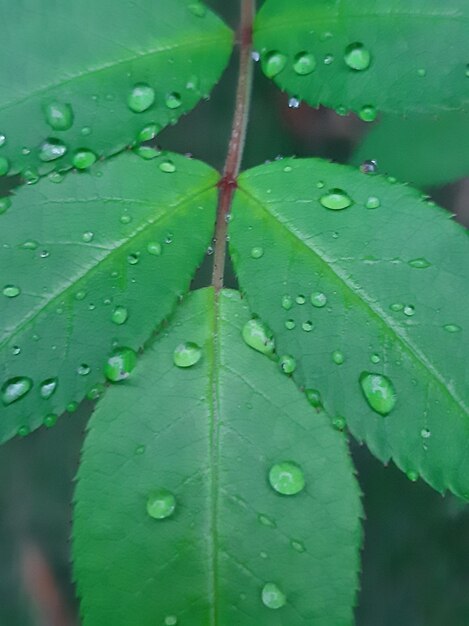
254 0 469 119
73 288 362 626
0 152 217 442
0 0 233 178
230 158 469 499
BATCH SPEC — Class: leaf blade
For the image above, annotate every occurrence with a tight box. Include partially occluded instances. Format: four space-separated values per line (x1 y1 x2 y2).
230 158 469 499
73 288 362 625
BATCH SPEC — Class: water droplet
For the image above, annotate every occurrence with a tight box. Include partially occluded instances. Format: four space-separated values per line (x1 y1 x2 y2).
1 377 33 406
302 321 313 332
188 1 206 17
135 444 146 455
466 64 469 78
242 319 275 355
73 149 97 169
260 551 268 558
344 42 371 71
305 388 322 408
18 426 30 437
263 51 287 78
258 513 276 528
324 53 334 65
111 305 128 325
293 51 316 75
443 323 461 333
366 196 381 209
0 133 6 147
173 342 202 368
127 253 140 265
128 83 155 113
44 102 74 131
279 355 296 374
310 291 327 307
269 461 304 495
43 413 58 428
39 138 67 162
295 295 305 305
320 188 353 210
75 290 87 301
165 92 182 109
48 171 64 183
281 295 293 310
370 353 381 364
0 157 10 176
250 246 264 259
403 305 415 317
159 159 176 173
359 105 377 123
359 372 396 416
421 428 431 439
82 231 94 243
407 470 418 482
288 96 301 109
11 345 21 356
360 159 378 174
291 539 305 553
3 285 21 298
105 347 137 382
66 401 78 412
135 146 160 160
261 582 286 610
387 176 397 184
332 350 345 365
0 197 11 214
138 123 159 142
23 168 39 184
335 105 348 116
390 302 404 312
283 165 292 172
77 364 91 377
87 383 105 400
40 378 58 400
408 258 431 269
252 50 260 62
332 415 346 431
146 489 176 519
164 616 178 626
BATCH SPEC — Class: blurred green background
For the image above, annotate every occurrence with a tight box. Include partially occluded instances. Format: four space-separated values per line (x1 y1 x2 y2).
1 2 468 624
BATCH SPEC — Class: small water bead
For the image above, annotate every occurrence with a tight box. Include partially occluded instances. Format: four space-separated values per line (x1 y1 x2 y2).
82 231 94 243
283 165 292 173
20 240 38 250
359 372 396 416
332 415 346 431
105 347 137 382
305 388 322 408
39 139 67 162
11 345 21 356
77 363 91 377
127 253 140 265
403 305 415 317
288 96 300 109
324 53 334 65
0 157 10 176
258 513 276 528
316 180 325 189
48 171 64 184
0 133 6 147
188 1 206 17
135 146 160 160
260 551 268 559
66 401 78 412
120 214 132 225
417 68 427 77
407 470 418 482
444 324 461 333
359 105 377 123
302 321 313 332
18 426 30 437
261 583 286 610
293 51 316 75
173 342 202 368
281 295 293 310
310 291 327 307
75 290 87 301
332 350 345 365
408 258 431 269
320 188 353 210
242 319 275 355
421 428 431 439
111 305 129 326
360 159 378 174
44 101 74 131
44 414 58 428
279 355 296 374
138 123 159 142
336 105 348 116
285 319 296 330
1 377 33 406
73 149 97 169
159 159 176 173
390 302 404 312
128 83 155 113
135 444 146 455
165 92 182 109
146 489 176 520
344 43 371 71
269 461 305 495
387 176 397 184
250 246 264 259
3 285 21 298
23 168 39 184
39 378 58 399
40 249 50 259
251 50 260 62
87 383 105 400
263 51 287 78
0 197 11 214
366 196 381 209
291 539 306 553
164 616 178 626
370 353 381 364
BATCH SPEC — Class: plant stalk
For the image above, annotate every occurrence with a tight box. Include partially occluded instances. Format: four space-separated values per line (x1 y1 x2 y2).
211 0 255 291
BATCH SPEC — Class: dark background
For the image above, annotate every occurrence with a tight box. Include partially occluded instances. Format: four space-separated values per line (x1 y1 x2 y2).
1 2 468 625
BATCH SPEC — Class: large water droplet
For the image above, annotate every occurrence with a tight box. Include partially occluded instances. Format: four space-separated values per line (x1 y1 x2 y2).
44 102 74 131
279 355 296 374
73 149 97 169
3 285 21 298
111 305 128 325
128 83 155 113
269 461 305 495
39 138 67 162
261 583 286 610
359 372 396 416
293 51 316 75
344 43 371 71
242 319 275 355
105 347 137 382
1 376 33 406
165 92 182 109
39 378 58 399
173 342 202 368
263 51 287 78
320 188 353 210
146 489 176 519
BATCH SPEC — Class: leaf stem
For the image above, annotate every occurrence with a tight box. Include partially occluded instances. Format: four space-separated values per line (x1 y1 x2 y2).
211 0 255 291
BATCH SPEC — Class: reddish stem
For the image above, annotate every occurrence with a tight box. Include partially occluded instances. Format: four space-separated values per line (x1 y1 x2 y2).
211 0 255 291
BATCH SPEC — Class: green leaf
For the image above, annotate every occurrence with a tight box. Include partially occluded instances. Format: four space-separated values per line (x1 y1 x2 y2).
229 158 469 499
352 112 469 188
73 288 362 626
0 0 233 177
0 152 217 442
254 0 469 118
